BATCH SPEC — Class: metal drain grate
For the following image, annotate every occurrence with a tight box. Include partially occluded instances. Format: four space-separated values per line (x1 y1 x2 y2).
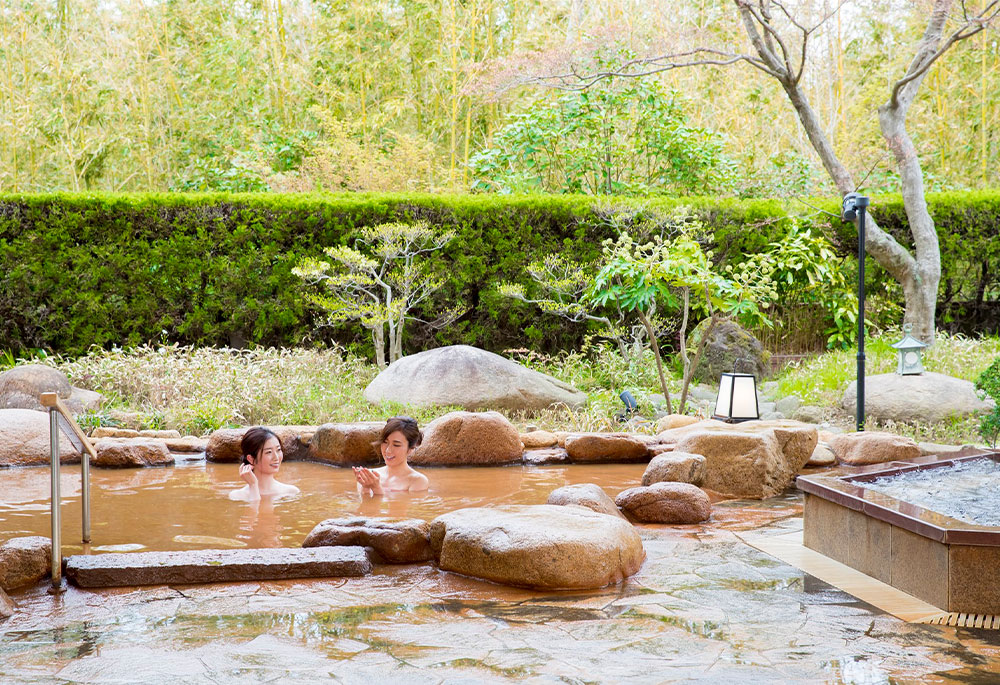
922 613 1000 629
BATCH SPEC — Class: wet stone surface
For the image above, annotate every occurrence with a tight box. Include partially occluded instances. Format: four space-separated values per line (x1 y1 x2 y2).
4 497 1000 683
65 547 373 588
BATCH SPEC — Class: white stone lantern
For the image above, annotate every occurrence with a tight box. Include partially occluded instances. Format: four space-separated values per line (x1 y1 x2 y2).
891 324 927 375
712 361 759 423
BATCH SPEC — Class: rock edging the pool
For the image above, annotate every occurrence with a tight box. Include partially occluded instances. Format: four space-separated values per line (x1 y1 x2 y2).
301 507 646 591
430 505 645 590
2 405 824 499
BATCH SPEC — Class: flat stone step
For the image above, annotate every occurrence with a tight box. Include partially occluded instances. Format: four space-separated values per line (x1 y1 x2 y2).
65 546 372 588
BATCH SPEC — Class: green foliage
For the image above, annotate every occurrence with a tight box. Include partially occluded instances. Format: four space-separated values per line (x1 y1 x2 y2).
765 220 876 349
1 191 999 357
976 357 1000 448
470 74 731 195
171 155 271 193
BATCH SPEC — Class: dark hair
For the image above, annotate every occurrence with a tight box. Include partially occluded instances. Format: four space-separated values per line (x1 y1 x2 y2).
372 416 423 455
241 427 280 466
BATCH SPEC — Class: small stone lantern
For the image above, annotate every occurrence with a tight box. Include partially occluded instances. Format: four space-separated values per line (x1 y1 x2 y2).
891 324 927 375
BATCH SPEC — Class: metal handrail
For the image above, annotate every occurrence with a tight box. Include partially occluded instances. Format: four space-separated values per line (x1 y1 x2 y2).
40 391 96 589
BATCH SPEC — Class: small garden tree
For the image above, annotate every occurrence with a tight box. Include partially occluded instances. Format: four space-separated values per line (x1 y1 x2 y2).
293 221 456 369
976 358 1000 449
589 223 776 415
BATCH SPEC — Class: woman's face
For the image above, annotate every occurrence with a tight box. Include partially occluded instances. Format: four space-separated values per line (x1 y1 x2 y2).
250 436 284 474
381 430 413 466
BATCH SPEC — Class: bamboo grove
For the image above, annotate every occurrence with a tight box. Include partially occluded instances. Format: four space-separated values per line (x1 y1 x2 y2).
0 0 997 195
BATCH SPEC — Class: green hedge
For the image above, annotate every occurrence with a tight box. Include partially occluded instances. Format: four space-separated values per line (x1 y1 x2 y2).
1 191 997 357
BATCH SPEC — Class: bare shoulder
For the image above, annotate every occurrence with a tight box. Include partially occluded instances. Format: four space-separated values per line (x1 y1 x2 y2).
229 486 250 501
278 482 300 496
408 471 429 492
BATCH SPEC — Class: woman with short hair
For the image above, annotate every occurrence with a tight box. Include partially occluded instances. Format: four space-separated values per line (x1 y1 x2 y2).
354 416 429 495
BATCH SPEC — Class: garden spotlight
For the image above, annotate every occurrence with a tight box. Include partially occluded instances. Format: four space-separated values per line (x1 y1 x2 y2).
615 391 639 422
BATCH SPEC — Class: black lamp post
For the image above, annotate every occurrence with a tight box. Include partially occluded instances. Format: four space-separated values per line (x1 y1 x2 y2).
842 192 870 432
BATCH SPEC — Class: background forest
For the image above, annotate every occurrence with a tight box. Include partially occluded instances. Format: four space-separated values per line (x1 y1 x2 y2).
1 0 997 196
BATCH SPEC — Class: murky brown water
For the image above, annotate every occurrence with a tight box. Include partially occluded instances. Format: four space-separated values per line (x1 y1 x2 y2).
0 461 647 554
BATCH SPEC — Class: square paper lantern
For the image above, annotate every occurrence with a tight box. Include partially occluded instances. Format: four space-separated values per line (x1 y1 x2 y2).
712 372 759 423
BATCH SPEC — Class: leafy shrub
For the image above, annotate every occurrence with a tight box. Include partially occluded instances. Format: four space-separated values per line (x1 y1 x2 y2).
470 75 731 195
975 357 1000 448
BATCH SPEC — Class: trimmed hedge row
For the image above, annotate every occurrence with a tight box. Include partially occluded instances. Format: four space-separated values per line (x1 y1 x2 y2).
1 191 997 356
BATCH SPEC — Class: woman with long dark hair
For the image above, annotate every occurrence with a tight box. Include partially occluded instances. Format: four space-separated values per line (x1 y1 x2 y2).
229 427 300 501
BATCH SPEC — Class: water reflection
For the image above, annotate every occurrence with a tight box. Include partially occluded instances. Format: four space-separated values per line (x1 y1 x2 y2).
0 461 646 552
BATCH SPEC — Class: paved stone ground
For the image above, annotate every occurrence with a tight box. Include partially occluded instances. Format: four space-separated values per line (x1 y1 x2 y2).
2 496 1000 684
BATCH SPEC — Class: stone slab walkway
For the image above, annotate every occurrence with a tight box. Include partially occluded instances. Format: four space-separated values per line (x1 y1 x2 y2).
65 546 372 587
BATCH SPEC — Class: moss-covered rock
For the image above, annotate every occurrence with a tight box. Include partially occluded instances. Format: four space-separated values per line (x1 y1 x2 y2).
689 319 769 383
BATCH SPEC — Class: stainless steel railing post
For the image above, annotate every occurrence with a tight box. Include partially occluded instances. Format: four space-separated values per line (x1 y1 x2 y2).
49 408 62 588
81 447 91 544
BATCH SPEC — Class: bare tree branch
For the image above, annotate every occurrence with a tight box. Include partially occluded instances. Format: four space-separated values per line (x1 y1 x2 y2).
890 0 1000 108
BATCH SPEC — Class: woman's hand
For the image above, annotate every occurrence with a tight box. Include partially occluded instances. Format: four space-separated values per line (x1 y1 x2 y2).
353 467 383 495
239 463 258 486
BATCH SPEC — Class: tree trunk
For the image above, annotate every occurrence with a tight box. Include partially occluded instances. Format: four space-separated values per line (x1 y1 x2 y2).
733 0 946 344
638 310 672 415
676 287 692 413
390 316 404 363
878 88 942 344
778 76 937 343
372 325 386 370
681 313 718 415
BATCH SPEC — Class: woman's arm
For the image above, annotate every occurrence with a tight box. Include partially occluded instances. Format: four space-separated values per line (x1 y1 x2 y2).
238 463 261 501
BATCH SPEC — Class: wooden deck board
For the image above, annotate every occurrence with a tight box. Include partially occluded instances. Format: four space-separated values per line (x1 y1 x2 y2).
735 529 998 628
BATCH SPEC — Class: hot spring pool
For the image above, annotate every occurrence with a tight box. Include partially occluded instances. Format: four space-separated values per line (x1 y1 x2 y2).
798 452 1000 614
0 461 647 554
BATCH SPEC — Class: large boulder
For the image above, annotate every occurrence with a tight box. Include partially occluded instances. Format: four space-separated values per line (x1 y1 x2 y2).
0 409 81 467
0 536 51 591
429 505 644 590
0 364 102 413
615 483 712 524
302 517 433 563
564 433 650 463
522 447 570 465
163 436 209 454
841 372 994 424
672 420 817 498
363 345 587 411
807 442 837 467
92 427 141 438
688 319 769 384
65 387 104 414
308 422 386 466
205 426 312 462
828 431 921 465
93 439 174 468
654 414 702 433
642 452 707 486
410 411 522 466
139 429 183 439
546 483 624 518
0 364 71 409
